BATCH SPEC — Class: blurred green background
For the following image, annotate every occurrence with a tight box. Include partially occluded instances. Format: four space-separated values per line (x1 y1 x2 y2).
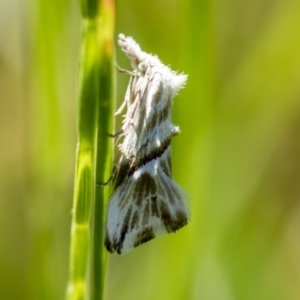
1 0 300 299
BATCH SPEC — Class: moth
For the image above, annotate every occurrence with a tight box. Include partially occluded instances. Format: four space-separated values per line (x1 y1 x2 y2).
105 33 189 255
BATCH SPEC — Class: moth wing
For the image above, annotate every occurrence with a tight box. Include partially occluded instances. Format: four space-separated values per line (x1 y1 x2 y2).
105 157 189 255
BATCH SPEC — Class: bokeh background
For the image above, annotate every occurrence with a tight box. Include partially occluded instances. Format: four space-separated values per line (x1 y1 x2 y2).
1 0 300 299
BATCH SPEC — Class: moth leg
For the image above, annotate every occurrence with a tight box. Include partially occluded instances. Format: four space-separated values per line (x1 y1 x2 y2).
115 98 127 116
108 129 124 138
96 165 116 187
115 64 135 76
115 72 136 116
115 81 130 115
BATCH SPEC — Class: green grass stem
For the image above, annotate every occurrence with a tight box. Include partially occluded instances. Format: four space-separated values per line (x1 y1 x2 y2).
67 0 115 299
91 1 115 299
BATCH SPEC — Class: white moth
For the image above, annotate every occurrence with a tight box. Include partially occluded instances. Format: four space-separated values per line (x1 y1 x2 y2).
105 33 189 255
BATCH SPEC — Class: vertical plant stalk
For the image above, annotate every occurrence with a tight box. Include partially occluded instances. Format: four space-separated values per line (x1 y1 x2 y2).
67 0 115 299
66 20 99 300
91 1 115 299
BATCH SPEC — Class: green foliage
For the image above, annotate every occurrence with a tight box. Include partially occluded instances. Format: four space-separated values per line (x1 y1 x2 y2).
67 1 115 299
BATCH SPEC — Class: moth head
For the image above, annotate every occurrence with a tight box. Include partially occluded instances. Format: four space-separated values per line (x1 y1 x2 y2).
118 33 147 70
